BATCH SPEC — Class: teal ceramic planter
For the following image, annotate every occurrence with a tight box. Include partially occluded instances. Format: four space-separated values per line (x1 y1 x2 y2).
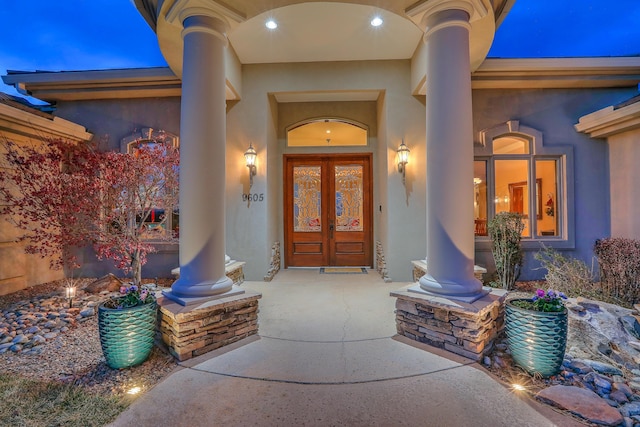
505 299 568 377
98 300 157 369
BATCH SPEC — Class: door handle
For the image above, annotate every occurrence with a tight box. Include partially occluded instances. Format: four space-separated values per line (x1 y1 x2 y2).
329 221 334 239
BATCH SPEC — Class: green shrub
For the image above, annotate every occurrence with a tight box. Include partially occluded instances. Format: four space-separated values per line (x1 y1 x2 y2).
534 245 598 299
594 237 640 307
488 212 524 290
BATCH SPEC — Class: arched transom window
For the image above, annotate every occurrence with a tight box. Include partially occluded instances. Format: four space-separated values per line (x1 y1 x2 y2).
287 118 368 147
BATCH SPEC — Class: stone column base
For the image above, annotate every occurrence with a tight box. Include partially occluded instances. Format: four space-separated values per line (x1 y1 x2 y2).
391 285 506 361
158 290 261 361
411 259 486 283
171 260 246 286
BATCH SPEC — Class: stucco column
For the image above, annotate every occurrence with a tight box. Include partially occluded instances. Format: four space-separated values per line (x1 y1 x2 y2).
170 11 233 297
418 5 483 297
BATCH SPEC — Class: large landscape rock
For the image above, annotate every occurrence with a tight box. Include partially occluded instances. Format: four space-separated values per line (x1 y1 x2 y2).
566 298 640 369
537 385 624 426
489 296 640 424
84 274 123 294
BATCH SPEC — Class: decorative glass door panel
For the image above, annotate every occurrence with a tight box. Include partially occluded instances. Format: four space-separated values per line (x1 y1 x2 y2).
335 165 363 232
284 155 372 268
293 166 322 232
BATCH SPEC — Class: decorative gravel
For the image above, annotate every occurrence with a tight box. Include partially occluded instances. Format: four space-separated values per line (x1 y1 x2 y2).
0 279 178 398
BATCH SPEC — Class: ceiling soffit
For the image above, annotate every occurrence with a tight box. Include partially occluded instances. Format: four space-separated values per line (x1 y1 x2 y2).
157 1 424 74
228 2 423 64
155 1 499 100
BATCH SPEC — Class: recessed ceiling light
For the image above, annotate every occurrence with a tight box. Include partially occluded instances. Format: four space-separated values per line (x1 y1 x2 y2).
371 17 383 27
266 20 278 30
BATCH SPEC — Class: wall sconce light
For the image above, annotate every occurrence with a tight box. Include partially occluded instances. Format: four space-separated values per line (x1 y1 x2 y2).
397 140 410 183
244 143 257 186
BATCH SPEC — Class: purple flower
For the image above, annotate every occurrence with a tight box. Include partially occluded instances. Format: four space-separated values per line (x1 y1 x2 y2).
528 288 567 312
129 285 138 292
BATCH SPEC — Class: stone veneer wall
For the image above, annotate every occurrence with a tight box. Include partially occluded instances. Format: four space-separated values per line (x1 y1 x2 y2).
391 288 506 361
264 241 280 282
225 262 245 285
375 241 391 282
158 291 261 361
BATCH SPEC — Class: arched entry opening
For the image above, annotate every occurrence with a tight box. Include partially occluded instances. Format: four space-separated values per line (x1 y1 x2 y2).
283 118 373 268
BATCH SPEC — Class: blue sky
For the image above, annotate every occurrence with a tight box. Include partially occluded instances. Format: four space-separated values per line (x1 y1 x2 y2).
1 0 639 99
490 0 640 58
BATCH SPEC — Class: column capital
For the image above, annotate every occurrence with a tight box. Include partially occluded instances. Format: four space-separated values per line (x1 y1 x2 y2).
166 0 245 29
406 0 488 31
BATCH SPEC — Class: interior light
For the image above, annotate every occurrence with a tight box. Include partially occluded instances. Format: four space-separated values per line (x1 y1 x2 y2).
266 20 278 30
371 17 383 27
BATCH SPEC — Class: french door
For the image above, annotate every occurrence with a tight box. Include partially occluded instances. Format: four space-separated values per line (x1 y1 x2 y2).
284 154 372 267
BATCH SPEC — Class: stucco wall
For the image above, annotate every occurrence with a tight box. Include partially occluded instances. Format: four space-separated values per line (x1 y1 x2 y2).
54 97 182 280
45 72 640 284
0 128 78 294
54 97 182 152
609 129 640 239
472 87 636 280
0 184 62 294
226 60 426 282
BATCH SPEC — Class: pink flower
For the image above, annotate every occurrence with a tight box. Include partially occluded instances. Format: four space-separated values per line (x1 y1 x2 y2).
119 286 128 294
536 289 545 298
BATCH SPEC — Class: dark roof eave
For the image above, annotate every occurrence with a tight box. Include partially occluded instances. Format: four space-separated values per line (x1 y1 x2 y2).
133 0 159 32
0 93 55 118
614 94 640 110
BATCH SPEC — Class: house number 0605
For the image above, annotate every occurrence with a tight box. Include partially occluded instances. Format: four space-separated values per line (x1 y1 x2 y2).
242 193 264 202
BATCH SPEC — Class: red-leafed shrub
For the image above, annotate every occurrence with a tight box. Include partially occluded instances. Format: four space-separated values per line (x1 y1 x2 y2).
93 144 179 287
594 237 640 306
0 136 179 287
0 138 101 272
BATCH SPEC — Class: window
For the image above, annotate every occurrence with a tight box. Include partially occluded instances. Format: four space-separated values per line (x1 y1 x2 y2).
120 128 179 240
287 118 368 147
475 121 574 247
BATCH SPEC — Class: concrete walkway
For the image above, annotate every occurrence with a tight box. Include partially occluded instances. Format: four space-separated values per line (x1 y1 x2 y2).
110 269 581 426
